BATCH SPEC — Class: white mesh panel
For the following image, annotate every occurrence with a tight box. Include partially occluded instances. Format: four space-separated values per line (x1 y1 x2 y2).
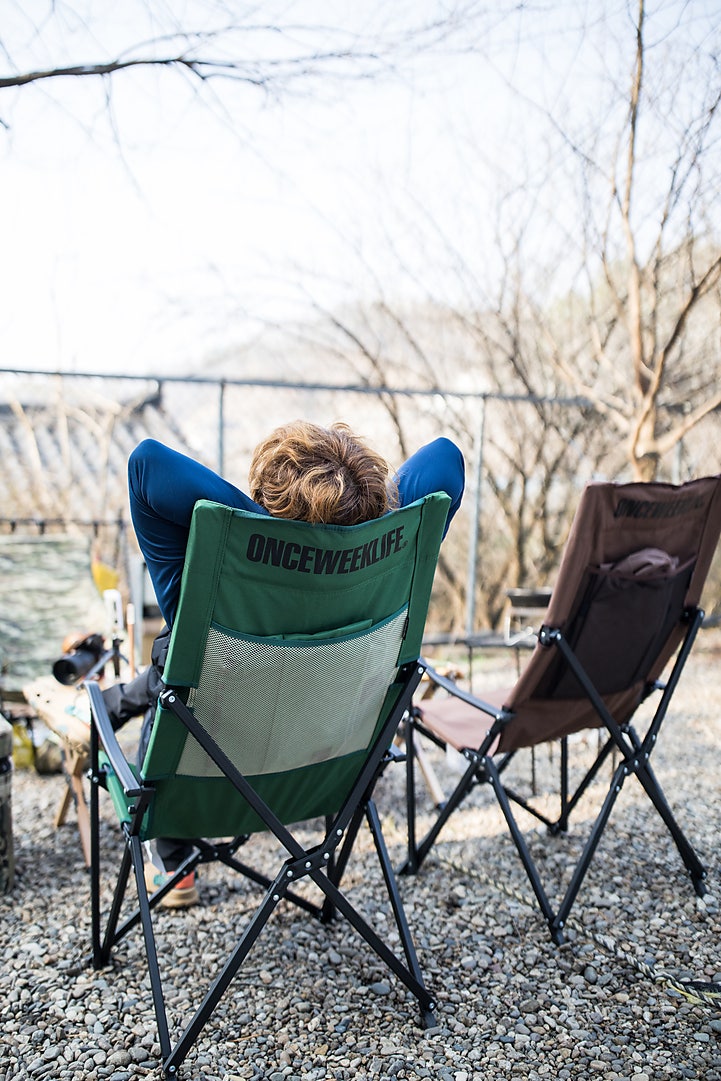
175 608 407 778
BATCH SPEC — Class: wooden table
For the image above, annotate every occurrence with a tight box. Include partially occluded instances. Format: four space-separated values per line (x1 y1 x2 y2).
23 677 92 866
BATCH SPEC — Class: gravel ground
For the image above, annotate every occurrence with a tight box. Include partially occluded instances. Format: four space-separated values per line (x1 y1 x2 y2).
2 636 721 1081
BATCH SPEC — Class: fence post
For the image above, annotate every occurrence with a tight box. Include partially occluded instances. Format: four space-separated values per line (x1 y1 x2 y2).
218 380 226 476
465 397 487 637
0 717 14 894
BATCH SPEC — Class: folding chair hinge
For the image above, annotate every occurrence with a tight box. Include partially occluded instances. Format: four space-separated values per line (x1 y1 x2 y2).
622 750 650 779
460 747 490 785
385 743 406 764
538 625 560 648
93 757 124 788
285 849 332 880
90 764 107 790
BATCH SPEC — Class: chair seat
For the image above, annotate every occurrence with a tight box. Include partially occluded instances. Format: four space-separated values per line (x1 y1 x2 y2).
417 688 508 753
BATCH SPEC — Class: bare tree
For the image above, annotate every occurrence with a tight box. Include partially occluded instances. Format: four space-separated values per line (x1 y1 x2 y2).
248 0 721 625
539 0 721 480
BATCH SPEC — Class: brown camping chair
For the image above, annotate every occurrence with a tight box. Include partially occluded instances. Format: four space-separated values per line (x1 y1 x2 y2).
403 475 721 942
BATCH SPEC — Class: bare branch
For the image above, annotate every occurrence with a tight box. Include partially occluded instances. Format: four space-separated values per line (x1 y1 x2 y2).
657 252 721 381
0 49 385 91
653 391 721 459
621 0 646 402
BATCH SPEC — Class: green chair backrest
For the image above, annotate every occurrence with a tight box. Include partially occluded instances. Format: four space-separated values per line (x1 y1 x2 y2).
133 494 449 840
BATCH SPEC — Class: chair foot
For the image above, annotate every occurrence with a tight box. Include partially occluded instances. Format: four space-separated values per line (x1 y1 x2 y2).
547 818 570 836
319 901 336 924
421 1005 438 1029
549 922 565 946
691 870 708 898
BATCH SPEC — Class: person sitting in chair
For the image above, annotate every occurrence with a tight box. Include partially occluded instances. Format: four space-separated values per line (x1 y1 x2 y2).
104 421 465 907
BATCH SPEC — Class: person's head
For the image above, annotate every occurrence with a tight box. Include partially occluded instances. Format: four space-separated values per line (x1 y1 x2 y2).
249 420 395 526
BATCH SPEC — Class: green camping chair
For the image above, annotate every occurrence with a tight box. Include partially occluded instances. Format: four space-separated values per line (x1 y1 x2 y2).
86 493 449 1078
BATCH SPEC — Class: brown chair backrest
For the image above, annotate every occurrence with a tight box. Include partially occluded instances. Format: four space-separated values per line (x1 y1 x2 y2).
499 476 721 752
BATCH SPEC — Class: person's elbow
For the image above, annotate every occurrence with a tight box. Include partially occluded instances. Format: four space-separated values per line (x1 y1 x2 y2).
434 438 465 497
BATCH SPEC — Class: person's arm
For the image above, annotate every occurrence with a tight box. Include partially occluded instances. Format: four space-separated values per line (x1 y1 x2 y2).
127 440 266 626
394 438 465 537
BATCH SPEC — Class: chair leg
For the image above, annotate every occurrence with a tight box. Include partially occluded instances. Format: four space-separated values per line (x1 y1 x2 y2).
404 720 419 873
163 831 438 1077
89 751 102 969
163 872 286 1077
633 757 707 892
484 757 559 939
552 759 628 938
549 744 701 937
558 738 568 832
98 847 133 966
365 797 435 1026
309 852 437 1028
400 748 480 876
550 736 616 835
128 834 173 1065
320 807 365 923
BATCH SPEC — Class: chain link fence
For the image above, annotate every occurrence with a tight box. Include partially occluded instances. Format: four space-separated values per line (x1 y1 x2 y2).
2 368 720 644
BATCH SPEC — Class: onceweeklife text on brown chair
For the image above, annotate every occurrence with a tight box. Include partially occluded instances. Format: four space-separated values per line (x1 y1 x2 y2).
402 475 721 943
85 493 449 1078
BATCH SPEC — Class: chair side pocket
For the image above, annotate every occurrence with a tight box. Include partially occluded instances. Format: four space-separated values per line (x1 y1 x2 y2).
541 553 695 699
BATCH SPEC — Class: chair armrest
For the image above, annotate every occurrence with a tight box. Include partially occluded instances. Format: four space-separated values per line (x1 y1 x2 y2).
420 659 504 720
84 680 143 796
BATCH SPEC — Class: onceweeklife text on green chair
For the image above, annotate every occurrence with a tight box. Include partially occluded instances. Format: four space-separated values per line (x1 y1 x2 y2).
86 493 449 1078
403 475 721 943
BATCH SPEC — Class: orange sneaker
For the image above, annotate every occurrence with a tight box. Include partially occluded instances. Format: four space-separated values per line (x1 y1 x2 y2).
144 861 199 909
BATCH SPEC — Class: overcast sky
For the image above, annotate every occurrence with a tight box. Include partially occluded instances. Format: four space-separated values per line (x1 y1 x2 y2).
1 1 717 377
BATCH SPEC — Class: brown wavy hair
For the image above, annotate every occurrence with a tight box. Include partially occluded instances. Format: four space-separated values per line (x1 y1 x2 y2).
249 421 395 526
